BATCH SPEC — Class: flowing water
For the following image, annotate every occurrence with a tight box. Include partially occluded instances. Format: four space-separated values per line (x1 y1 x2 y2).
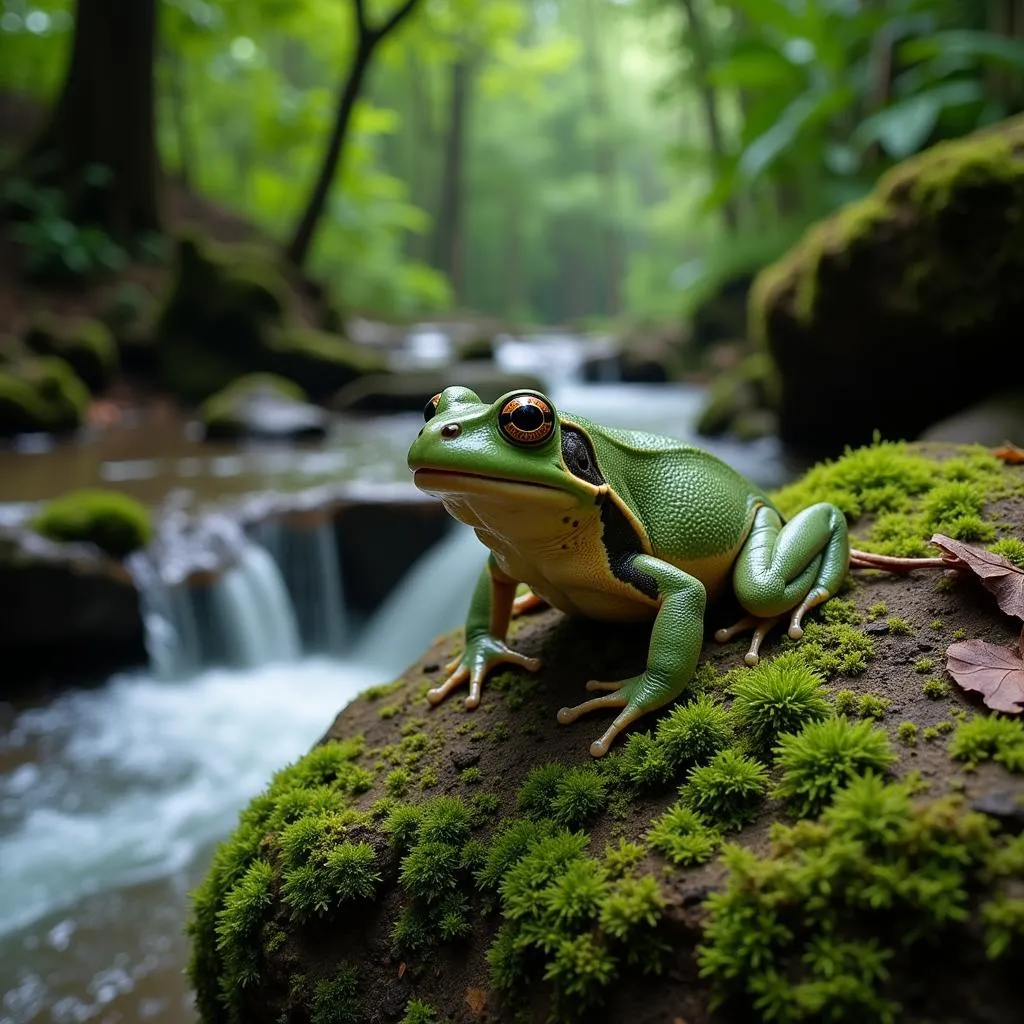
0 331 792 1023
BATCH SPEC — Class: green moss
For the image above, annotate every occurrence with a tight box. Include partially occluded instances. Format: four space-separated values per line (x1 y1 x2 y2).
460 766 483 785
949 716 1024 772
981 894 1024 958
820 597 860 625
857 694 890 720
788 621 874 677
281 836 380 924
914 657 935 674
0 355 89 436
266 326 387 401
923 677 950 699
362 679 403 701
386 768 410 796
952 627 967 640
887 617 912 635
897 721 919 747
698 774 1017 1023
730 653 830 758
32 488 152 558
990 537 1024 568
866 602 888 621
379 702 402 720
310 964 363 1024
399 1000 444 1024
419 766 439 789
930 619 944 630
470 791 501 821
775 717 897 818
26 314 119 392
647 803 721 865
602 838 646 877
832 689 858 715
653 693 734 776
683 748 769 829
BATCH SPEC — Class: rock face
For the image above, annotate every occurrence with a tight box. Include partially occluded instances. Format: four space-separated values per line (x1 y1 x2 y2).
752 115 1024 457
187 443 1024 1024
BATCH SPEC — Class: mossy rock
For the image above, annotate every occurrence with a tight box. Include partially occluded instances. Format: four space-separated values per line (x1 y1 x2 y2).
265 327 387 402
188 443 1024 1024
752 113 1024 457
26 313 119 392
696 351 781 439
0 356 90 437
32 488 152 558
200 373 329 441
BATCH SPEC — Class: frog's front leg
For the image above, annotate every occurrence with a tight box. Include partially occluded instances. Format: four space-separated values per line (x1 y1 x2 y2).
557 555 705 758
427 555 542 710
716 502 849 666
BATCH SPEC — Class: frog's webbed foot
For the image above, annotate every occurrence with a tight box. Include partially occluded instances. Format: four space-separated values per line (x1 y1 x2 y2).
426 636 542 710
714 614 782 667
512 590 548 617
557 673 670 758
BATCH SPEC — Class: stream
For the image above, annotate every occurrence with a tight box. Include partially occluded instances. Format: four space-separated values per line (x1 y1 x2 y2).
0 331 791 1023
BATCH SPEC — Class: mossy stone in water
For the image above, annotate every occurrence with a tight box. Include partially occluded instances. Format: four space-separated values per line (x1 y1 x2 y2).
25 314 119 392
32 488 152 558
0 356 89 437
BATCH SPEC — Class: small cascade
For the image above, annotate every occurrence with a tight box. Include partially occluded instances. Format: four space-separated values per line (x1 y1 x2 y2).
127 503 304 678
251 517 347 655
352 523 486 676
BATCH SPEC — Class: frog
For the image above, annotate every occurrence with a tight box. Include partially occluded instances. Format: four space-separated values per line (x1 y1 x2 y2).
406 385 851 758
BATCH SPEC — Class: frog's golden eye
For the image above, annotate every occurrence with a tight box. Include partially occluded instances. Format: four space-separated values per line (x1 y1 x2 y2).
423 393 442 423
498 394 554 447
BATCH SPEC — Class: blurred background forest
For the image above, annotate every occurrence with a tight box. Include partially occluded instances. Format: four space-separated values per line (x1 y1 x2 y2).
3 0 1023 327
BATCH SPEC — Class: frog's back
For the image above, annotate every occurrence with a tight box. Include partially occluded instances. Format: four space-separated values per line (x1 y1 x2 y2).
570 416 774 565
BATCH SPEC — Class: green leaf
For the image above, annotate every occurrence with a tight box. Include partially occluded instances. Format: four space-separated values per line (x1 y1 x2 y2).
901 30 1024 72
707 49 799 89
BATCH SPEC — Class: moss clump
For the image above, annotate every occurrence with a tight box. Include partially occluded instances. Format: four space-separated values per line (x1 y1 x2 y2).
774 716 896 818
897 721 919 747
867 602 888 621
949 716 1024 772
730 653 830 757
832 689 857 716
683 748 769 829
26 314 118 392
787 621 874 677
923 676 950 699
310 964 363 1024
518 763 608 828
32 488 152 558
187 737 370 1024
990 537 1024 568
887 617 912 635
857 693 890 720
267 326 386 402
0 355 89 437
698 774 1022 1023
399 1000 444 1024
647 803 721 866
486 830 666 1019
914 657 935 674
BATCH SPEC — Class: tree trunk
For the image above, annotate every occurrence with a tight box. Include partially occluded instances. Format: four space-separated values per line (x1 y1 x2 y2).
430 59 471 302
166 45 195 190
22 0 161 242
285 0 422 270
679 0 738 233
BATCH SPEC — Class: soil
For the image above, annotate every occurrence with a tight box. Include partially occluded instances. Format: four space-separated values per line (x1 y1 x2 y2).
274 483 1024 1024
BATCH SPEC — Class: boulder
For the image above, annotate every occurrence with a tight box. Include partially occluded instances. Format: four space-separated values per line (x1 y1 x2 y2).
31 488 153 559
696 351 780 440
0 355 89 437
155 236 385 403
331 366 547 414
25 313 119 392
919 390 1024 446
186 442 1024 1024
752 114 1024 457
200 374 330 442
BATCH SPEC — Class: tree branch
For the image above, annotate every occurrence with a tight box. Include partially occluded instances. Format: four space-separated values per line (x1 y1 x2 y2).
377 0 420 40
353 0 367 33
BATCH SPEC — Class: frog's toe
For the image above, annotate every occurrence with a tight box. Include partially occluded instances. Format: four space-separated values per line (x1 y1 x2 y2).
714 615 759 643
585 678 627 693
589 706 647 758
512 590 547 617
505 651 543 673
743 615 781 666
788 587 829 639
557 692 627 725
426 666 469 705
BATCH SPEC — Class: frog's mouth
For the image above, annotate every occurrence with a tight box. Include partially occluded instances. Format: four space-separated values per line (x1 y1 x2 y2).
412 468 560 495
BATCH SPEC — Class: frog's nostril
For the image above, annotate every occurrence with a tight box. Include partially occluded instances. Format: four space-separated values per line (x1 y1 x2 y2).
441 423 461 439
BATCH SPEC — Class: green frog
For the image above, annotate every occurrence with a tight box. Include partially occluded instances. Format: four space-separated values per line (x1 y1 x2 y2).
407 386 851 758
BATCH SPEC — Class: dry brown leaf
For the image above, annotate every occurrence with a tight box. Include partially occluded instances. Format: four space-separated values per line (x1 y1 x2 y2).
464 988 488 1014
946 638 1024 714
993 442 1024 465
930 534 1024 622
397 962 406 980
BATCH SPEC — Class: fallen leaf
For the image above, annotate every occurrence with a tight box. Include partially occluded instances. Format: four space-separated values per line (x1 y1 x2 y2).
397 962 406 980
993 442 1024 465
946 638 1024 714
465 988 488 1014
930 534 1024 622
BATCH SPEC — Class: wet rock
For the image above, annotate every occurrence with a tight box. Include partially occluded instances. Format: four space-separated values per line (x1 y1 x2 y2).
865 620 890 635
330 365 546 414
24 314 119 393
200 374 329 441
0 355 90 438
971 790 1024 833
752 114 1024 457
919 390 1024 446
696 352 780 439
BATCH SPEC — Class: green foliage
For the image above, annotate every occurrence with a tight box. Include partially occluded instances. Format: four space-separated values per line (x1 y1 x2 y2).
990 538 1024 569
517 762 608 827
399 1000 442 1024
730 653 830 757
949 716 1024 772
832 689 857 716
857 694 890 721
683 748 769 829
699 774 1015 1023
897 722 919 747
311 965 363 1024
647 803 721 866
281 834 380 924
775 717 897 818
32 488 152 558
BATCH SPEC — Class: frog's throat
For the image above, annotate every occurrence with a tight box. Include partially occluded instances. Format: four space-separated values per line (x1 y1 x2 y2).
412 468 589 507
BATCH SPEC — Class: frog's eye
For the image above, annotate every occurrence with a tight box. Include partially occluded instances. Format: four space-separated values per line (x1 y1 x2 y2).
498 394 554 447
423 393 442 423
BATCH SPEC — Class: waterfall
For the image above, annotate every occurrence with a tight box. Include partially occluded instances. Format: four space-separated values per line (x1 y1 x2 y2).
251 517 347 655
351 523 485 676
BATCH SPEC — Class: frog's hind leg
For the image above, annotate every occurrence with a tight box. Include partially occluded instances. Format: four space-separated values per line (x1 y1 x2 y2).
725 503 850 665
